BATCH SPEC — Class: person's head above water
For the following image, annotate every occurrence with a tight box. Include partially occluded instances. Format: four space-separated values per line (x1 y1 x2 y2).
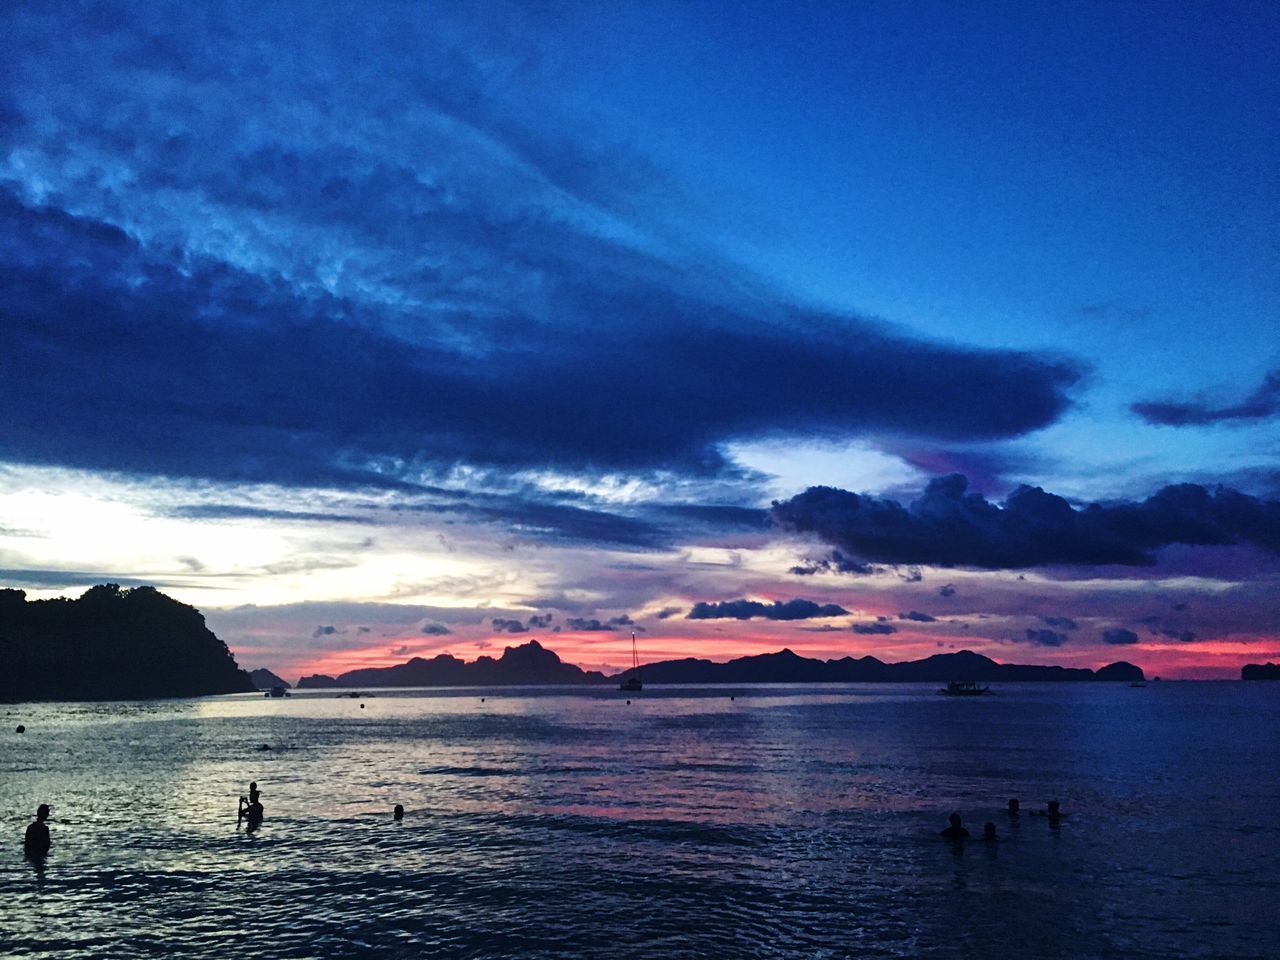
36 804 49 821
949 813 962 828
393 804 404 821
1047 800 1060 816
983 822 997 839
1008 798 1020 815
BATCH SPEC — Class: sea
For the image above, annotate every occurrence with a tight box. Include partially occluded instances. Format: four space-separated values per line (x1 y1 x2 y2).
2 682 1277 959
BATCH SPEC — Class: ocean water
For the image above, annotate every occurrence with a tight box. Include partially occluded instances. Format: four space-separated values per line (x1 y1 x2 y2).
2 683 1277 959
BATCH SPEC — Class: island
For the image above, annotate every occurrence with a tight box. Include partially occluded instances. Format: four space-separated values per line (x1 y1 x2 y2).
1242 662 1280 680
0 584 255 702
249 668 292 690
296 641 1144 688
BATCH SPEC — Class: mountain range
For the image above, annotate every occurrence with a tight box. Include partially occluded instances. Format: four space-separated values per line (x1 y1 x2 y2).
296 640 1144 688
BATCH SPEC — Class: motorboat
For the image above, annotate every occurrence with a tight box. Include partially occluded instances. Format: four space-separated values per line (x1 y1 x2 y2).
938 679 989 696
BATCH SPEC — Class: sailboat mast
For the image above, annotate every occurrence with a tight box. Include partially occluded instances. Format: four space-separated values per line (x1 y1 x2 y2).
631 631 638 672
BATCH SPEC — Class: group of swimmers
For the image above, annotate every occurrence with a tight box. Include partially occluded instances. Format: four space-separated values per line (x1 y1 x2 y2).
23 788 1064 859
940 798 1063 840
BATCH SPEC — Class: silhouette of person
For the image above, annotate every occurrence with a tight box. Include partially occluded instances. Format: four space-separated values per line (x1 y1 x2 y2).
940 813 970 839
1007 798 1020 817
983 822 998 841
239 782 263 823
24 804 51 859
242 798 264 832
393 804 404 821
1047 799 1061 818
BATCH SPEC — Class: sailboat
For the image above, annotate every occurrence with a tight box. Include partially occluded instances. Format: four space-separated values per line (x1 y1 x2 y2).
619 632 643 692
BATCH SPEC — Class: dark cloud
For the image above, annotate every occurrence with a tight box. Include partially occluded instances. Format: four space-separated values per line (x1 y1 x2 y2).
898 610 937 622
1041 615 1079 630
1160 629 1197 642
421 622 452 636
686 598 850 621
564 618 616 632
1133 370 1280 426
1103 628 1140 645
490 618 528 634
1023 628 1069 646
773 474 1280 569
0 0 1084 494
527 614 554 628
789 551 880 576
655 607 682 619
852 621 896 635
938 584 956 597
312 625 339 638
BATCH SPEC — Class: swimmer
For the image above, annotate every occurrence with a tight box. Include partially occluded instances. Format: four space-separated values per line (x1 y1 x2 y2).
983 822 998 841
940 813 970 840
393 804 404 821
23 804 51 859
1007 798 1020 817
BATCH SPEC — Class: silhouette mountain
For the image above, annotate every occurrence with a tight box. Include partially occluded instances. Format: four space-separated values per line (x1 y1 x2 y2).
295 641 1143 688
297 639 608 688
249 668 291 690
0 584 255 701
1242 662 1280 680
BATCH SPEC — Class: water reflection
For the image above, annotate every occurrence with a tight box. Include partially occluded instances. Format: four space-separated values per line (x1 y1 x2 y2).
2 684 1278 958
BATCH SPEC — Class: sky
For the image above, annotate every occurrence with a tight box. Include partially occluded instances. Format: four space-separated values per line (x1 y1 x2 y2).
1 0 1277 681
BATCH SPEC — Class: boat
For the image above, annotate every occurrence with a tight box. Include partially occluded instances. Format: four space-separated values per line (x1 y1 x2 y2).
938 679 989 696
619 632 643 692
265 685 289 698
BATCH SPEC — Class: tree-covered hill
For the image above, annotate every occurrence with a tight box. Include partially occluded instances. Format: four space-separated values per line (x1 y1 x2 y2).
0 584 255 701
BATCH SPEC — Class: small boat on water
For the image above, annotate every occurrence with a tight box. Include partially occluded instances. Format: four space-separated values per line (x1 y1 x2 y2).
619 632 643 692
939 679 989 696
265 685 290 698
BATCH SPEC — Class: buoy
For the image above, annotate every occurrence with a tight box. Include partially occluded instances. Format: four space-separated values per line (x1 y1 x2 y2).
259 743 271 751
15 724 25 733
360 703 365 709
626 699 631 705
480 698 485 703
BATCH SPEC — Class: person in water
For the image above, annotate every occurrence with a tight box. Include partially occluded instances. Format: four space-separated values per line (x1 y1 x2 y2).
940 813 970 839
1007 798 1020 817
983 822 998 841
23 804 51 859
239 782 263 823
393 804 404 821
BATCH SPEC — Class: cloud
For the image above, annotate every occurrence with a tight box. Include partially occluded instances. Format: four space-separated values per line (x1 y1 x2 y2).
1133 370 1280 426
490 618 528 634
898 610 937 622
773 474 1280 569
655 607 682 619
170 505 372 524
564 617 616 632
1103 628 1140 645
1023 628 1069 646
421 622 452 636
686 598 851 620
789 551 880 576
1041 615 1078 630
527 614 554 628
0 2 1082 493
852 621 897 635
938 584 956 597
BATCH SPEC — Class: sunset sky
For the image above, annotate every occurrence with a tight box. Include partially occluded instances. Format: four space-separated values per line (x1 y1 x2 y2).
1 1 1277 681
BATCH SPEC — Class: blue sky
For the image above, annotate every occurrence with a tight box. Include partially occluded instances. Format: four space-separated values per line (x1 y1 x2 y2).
1 1 1276 678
